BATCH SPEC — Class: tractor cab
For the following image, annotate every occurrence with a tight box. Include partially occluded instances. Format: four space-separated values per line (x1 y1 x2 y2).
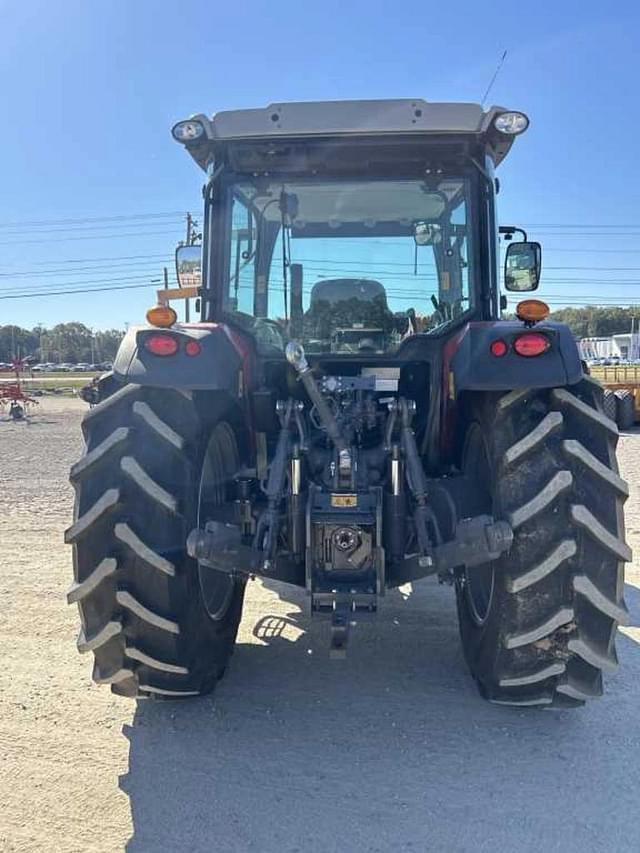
170 100 536 360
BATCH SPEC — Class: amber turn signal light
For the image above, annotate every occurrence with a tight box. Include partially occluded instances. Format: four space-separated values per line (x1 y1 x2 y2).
146 304 177 328
516 299 550 324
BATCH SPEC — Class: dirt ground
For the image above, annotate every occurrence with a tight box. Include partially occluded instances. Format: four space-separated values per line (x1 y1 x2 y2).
1 398 639 853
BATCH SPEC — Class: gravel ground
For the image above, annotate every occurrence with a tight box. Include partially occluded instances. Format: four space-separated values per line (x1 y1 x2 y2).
1 398 639 853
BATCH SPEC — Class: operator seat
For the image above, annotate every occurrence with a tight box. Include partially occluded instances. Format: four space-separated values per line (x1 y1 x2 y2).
304 278 392 352
309 278 388 309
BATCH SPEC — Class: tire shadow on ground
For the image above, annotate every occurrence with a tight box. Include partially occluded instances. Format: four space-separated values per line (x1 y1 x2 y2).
119 578 640 853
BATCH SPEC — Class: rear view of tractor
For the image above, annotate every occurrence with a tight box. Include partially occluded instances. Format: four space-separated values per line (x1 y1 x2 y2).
66 99 631 707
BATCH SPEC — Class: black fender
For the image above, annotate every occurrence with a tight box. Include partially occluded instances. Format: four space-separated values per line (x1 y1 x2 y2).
449 321 583 392
433 320 583 469
113 323 248 393
104 323 254 458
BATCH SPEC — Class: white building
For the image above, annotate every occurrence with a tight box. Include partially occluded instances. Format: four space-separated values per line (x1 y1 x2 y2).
579 332 640 361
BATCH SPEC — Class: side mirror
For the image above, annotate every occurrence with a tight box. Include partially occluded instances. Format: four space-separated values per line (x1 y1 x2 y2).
413 221 441 246
175 244 202 289
504 241 541 292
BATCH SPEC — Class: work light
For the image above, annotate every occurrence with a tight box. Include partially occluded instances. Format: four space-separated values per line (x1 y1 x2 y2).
171 120 206 142
493 111 529 135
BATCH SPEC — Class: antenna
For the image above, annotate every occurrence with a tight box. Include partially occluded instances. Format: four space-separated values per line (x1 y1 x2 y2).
481 50 508 107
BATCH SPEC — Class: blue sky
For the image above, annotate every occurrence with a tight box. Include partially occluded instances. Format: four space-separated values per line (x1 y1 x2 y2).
1 0 640 330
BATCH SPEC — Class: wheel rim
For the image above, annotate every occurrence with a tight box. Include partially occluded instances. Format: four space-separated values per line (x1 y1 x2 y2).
462 425 495 627
197 423 238 620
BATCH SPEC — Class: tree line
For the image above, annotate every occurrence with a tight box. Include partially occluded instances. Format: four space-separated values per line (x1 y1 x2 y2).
0 323 124 364
544 306 638 339
1 307 637 364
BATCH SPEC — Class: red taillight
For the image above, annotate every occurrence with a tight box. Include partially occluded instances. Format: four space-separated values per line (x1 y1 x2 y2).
144 334 179 356
185 340 201 357
490 339 508 357
513 332 550 357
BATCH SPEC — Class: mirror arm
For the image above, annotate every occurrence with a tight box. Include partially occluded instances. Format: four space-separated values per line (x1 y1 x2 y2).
157 285 200 306
499 225 528 242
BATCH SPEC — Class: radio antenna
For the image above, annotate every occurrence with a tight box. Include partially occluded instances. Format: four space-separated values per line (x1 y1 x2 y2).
481 50 508 107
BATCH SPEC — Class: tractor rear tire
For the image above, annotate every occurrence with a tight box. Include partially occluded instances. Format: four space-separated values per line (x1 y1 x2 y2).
615 390 635 430
456 378 631 707
603 389 617 422
65 383 246 699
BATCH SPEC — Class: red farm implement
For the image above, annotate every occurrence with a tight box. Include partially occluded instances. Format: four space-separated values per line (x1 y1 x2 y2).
0 359 39 421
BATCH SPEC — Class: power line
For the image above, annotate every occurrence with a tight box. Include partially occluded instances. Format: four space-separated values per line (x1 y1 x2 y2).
2 207 640 231
0 211 186 229
0 259 173 278
0 220 184 237
6 254 640 275
2 252 174 268
0 229 183 246
516 228 640 238
528 248 640 254
2 236 640 263
521 223 640 228
0 282 157 301
0 273 168 295
1 280 638 307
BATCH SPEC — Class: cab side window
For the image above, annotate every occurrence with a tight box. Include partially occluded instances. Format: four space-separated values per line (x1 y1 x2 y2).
227 196 257 315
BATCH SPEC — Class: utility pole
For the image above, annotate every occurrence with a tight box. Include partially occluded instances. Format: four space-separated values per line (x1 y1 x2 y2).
184 213 192 323
164 267 169 290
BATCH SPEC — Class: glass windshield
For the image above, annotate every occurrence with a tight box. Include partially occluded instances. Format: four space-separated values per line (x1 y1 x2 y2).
221 176 474 354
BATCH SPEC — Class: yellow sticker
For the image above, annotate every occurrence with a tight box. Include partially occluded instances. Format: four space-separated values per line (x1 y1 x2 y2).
331 494 358 508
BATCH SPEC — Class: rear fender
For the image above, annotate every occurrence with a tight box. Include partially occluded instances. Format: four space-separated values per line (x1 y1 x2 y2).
110 322 254 455
113 323 250 394
449 321 582 392
439 320 583 464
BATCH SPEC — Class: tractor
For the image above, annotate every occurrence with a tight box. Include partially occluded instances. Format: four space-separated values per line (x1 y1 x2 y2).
66 99 631 707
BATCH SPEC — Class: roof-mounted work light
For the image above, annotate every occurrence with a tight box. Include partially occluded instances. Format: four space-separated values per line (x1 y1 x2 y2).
171 120 206 143
493 111 529 135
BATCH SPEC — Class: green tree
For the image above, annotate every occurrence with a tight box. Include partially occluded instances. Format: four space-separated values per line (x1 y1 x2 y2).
0 325 39 361
550 306 639 338
94 329 125 362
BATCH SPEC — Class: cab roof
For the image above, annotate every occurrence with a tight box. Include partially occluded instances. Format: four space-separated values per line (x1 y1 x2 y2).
174 98 524 171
